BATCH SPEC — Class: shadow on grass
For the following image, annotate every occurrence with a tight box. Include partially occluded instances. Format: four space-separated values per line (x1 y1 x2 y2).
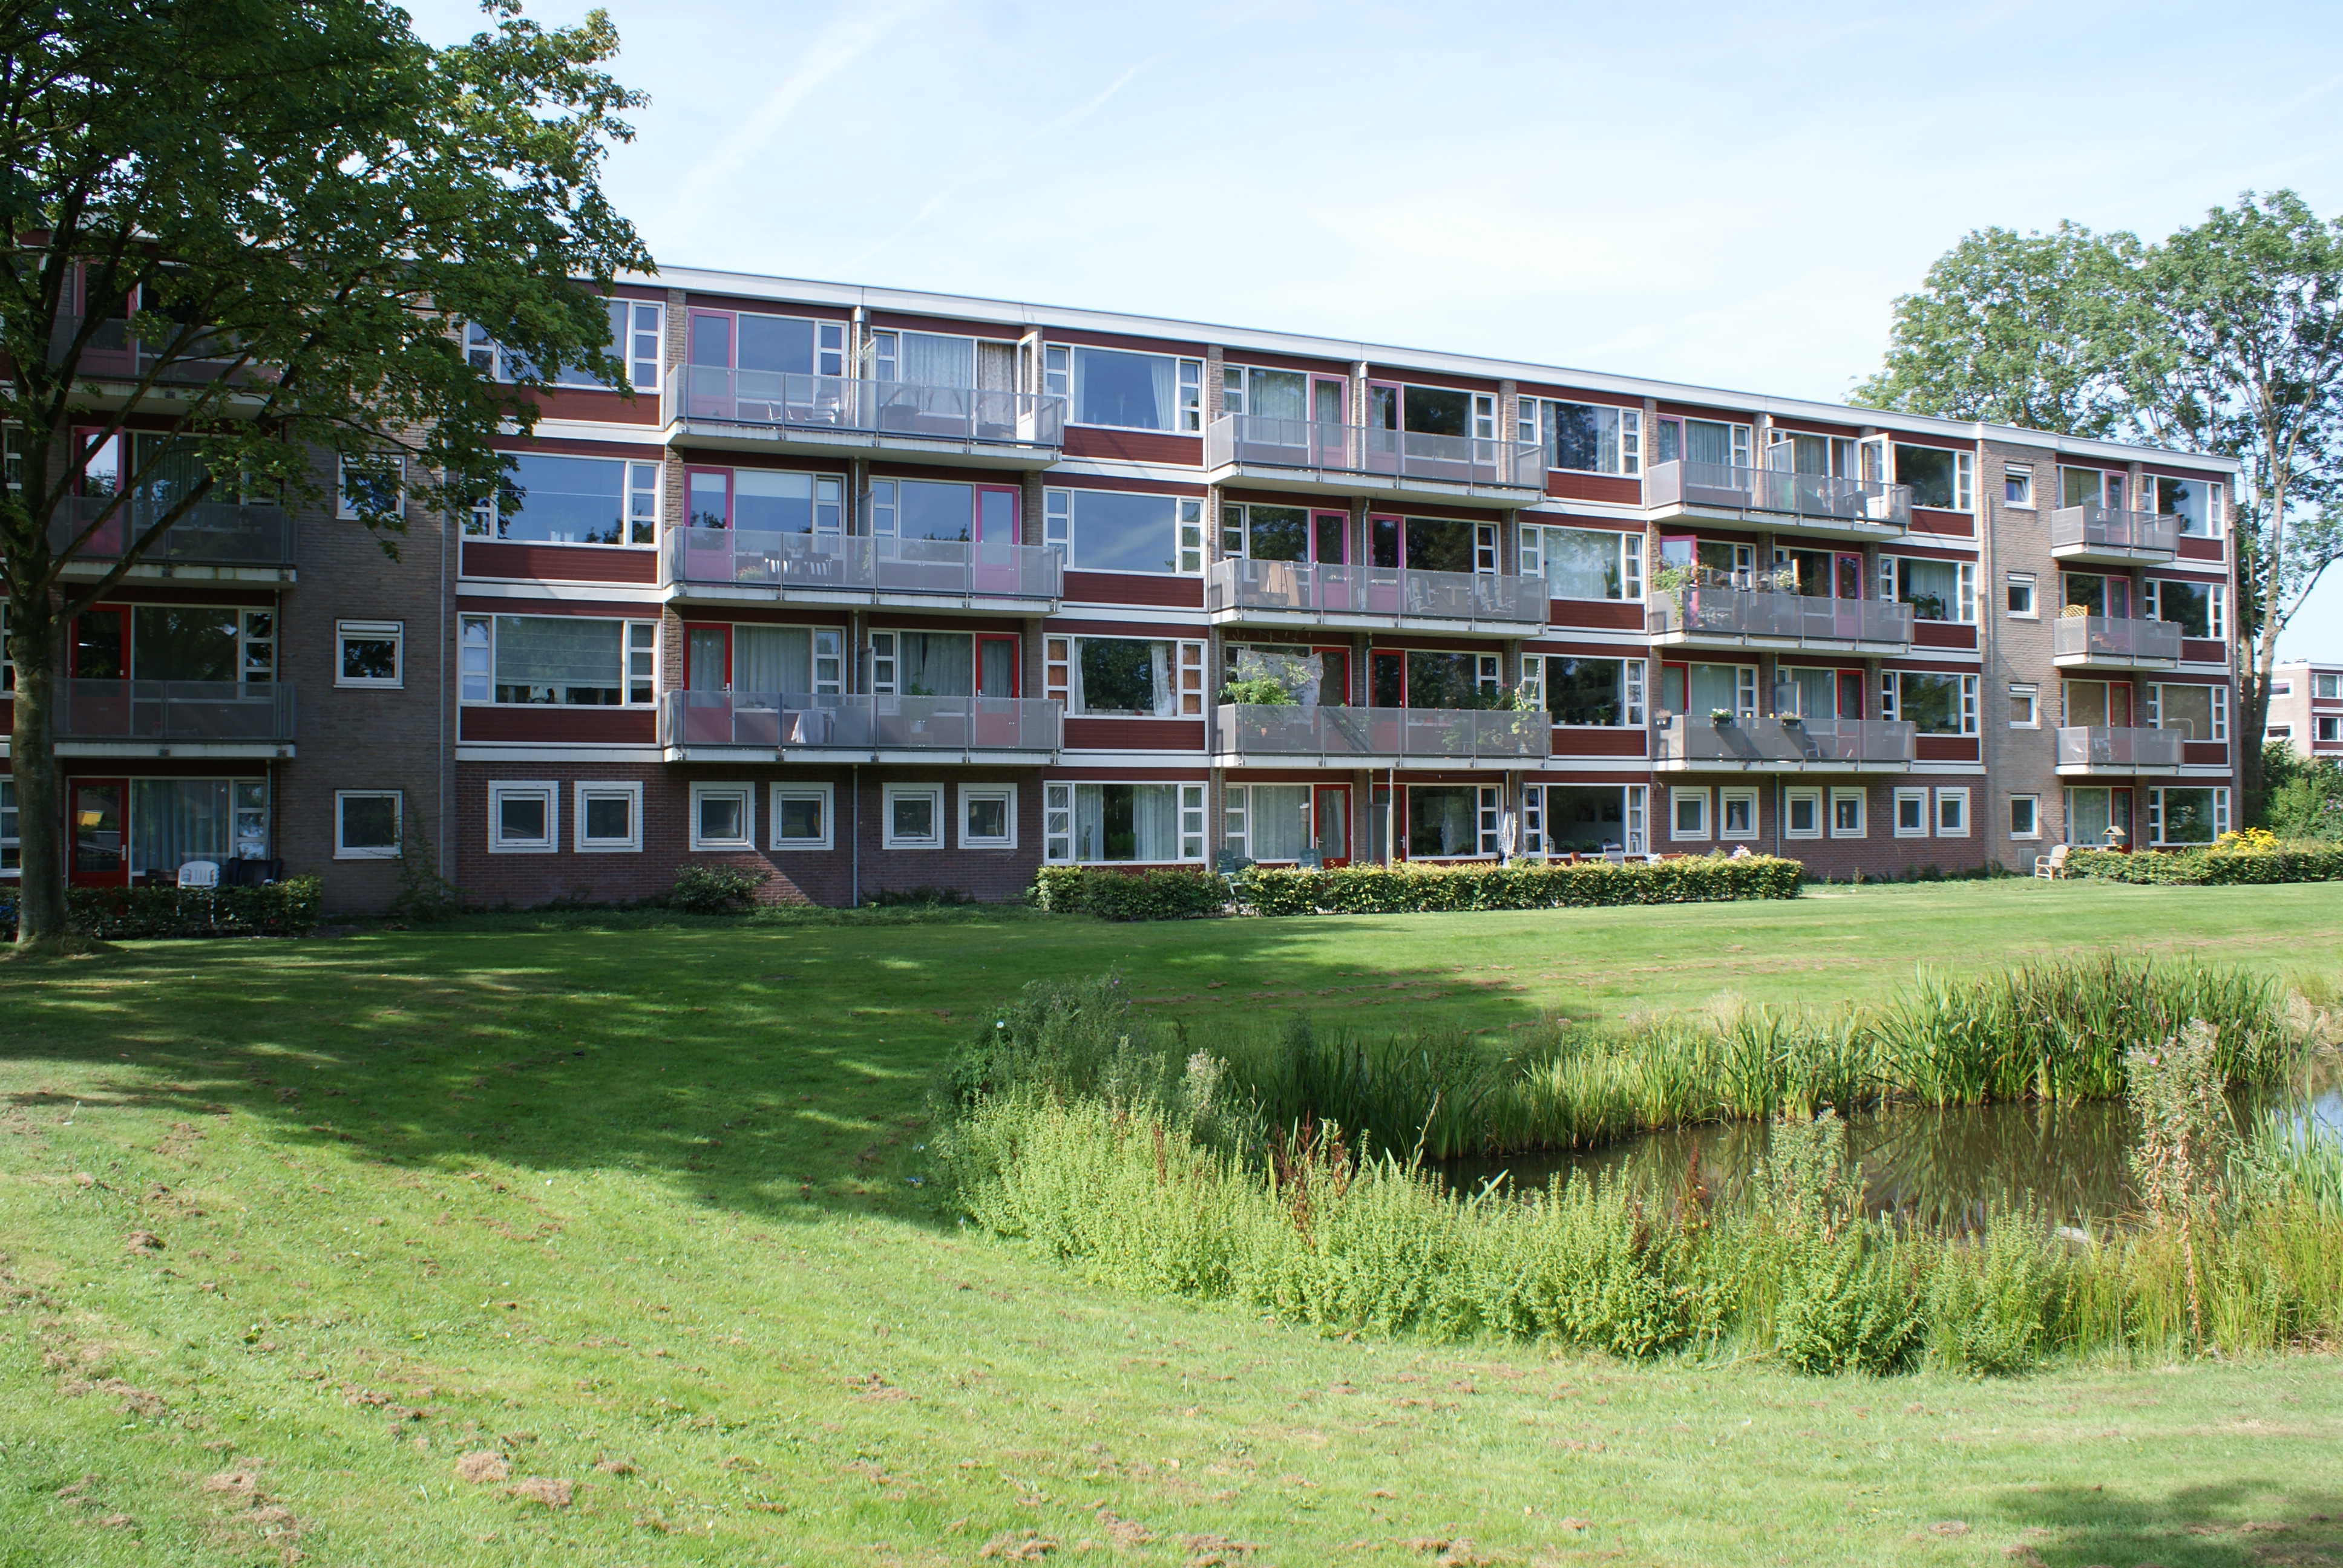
1990 1480 2343 1567
0 909 1553 1227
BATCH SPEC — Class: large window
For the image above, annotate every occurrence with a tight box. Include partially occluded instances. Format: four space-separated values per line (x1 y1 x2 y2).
2066 786 2133 846
460 615 657 705
1524 655 1643 727
1895 444 1975 511
2146 578 2224 639
1529 785 1633 854
1044 488 1203 575
1371 650 1499 710
1369 515 1495 575
475 453 659 547
870 329 1017 392
1054 636 1205 716
872 477 1015 543
1521 400 1640 475
1881 671 1978 735
96 604 275 685
689 468 844 535
467 298 662 391
1520 526 1640 601
1407 785 1499 859
1880 556 1976 622
1048 345 1202 432
1654 416 1752 468
689 309 845 378
1224 783 1312 863
1658 662 1757 718
1043 782 1207 864
2150 786 2228 846
1373 384 1495 442
2149 684 2226 742
2148 475 2221 537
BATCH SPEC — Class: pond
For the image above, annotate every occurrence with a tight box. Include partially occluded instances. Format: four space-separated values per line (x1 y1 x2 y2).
1443 1056 2343 1235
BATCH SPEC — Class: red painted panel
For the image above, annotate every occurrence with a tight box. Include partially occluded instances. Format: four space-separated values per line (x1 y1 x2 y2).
462 541 657 584
1770 413 1862 438
1912 621 1978 650
1544 472 1640 505
1544 599 1644 632
2177 536 2226 563
1515 382 1640 408
1549 728 1648 758
1063 427 1202 465
1362 364 1498 394
1915 735 1981 763
2182 639 2228 664
1046 763 1210 782
686 293 849 322
1064 571 1203 609
865 310 1020 340
530 386 657 425
1047 325 1206 355
459 707 657 744
2183 742 2229 767
1062 718 1207 751
1909 508 1976 537
1220 346 1354 376
1656 399 1754 422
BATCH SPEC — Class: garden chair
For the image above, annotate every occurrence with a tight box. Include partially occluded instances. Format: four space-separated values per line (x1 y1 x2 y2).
2034 843 2071 880
176 860 220 889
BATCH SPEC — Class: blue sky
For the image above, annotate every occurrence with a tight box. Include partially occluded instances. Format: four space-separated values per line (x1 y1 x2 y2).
410 0 2343 660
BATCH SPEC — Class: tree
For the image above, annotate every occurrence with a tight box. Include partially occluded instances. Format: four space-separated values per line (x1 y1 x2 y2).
1851 221 2144 437
0 0 652 949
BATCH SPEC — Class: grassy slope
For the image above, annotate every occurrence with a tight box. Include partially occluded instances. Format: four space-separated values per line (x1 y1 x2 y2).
3 880 2342 1566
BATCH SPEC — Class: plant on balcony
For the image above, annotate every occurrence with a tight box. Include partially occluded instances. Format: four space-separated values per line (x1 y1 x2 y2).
1710 707 1738 728
1219 676 1296 706
1650 562 1694 609
1221 648 1314 707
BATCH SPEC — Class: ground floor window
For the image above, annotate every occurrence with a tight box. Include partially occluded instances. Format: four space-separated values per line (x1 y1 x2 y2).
1225 783 1310 863
1893 787 1928 837
1670 786 1709 842
2149 786 2227 845
1830 788 1866 838
959 785 1018 850
882 783 945 849
575 781 643 853
2009 794 2039 840
1720 786 1758 840
106 778 272 877
1784 786 1822 839
768 783 832 851
690 782 754 850
1935 787 1969 837
336 790 401 859
1044 782 1206 864
1407 784 1498 858
2065 786 2133 846
488 780 557 853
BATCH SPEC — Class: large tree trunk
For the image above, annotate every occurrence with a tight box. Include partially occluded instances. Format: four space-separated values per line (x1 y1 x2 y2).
8 599 70 949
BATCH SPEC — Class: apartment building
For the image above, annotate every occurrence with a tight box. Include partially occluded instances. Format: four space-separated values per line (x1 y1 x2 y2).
2266 661 2343 763
0 270 2243 909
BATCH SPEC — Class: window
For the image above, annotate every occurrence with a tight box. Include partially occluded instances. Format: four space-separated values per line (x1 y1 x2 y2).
687 307 845 381
2009 684 2039 728
2145 578 2224 640
960 785 1018 850
2010 794 2040 840
1881 671 1978 735
474 453 658 547
2006 573 2036 618
1521 399 1641 475
693 468 843 536
2003 465 2033 508
2267 724 2293 740
882 784 944 849
1657 661 1757 719
1063 636 1204 716
2066 786 2133 846
459 615 658 706
1625 784 1648 855
1830 788 1866 838
1719 787 1758 840
1531 786 1636 855
1896 444 1974 511
335 791 401 859
575 782 643 853
2315 673 2341 700
1784 786 1822 840
869 477 1008 543
1055 345 1204 432
488 780 557 853
1043 782 1207 863
1653 416 1752 468
2273 681 2293 697
1519 526 1640 601
1527 655 1644 727
1043 487 1202 574
2148 684 2226 742
0 779 17 874
1880 556 1976 622
1670 788 1710 842
2318 716 2342 743
1373 649 1499 709
1409 785 1500 858
690 783 755 850
97 604 275 685
336 621 403 688
770 783 833 851
468 298 663 391
1893 788 1929 837
2061 467 2118 509
1935 788 1969 838
2149 786 2227 846
338 454 404 521
2148 475 2221 538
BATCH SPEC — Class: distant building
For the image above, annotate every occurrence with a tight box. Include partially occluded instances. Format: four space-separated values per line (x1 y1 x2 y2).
2265 661 2343 763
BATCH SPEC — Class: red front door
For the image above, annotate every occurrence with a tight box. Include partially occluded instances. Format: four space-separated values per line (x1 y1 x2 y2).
70 777 129 886
1313 785 1351 867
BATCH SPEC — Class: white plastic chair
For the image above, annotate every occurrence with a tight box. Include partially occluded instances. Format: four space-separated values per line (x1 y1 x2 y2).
177 860 220 889
2034 844 2070 880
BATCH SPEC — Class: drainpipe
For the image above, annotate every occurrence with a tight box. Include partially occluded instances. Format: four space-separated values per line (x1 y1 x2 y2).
850 762 860 909
1774 774 1782 860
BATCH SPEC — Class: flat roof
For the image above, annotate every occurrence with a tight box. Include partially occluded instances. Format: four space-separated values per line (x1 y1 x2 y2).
629 263 2241 477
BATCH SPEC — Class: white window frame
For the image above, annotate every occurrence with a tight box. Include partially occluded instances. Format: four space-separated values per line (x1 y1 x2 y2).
2267 724 2293 740
769 782 834 852
1829 787 1866 839
1880 670 1979 736
1519 783 1545 857
1893 787 1930 838
1518 525 1645 603
2146 683 2227 742
338 454 405 521
2317 716 2342 743
2313 672 2341 701
882 783 946 851
2008 794 2040 841
335 619 404 689
0 777 18 877
334 790 402 860
958 784 1019 850
1879 557 1978 624
2148 785 2230 846
1524 399 1643 477
1624 784 1648 856
574 780 643 854
1669 786 1710 843
1784 786 1823 841
1052 345 1206 434
1055 635 1206 716
2002 464 2034 508
459 614 660 707
2005 573 2037 619
1040 780 1207 864
689 782 755 851
1718 786 1759 841
1934 787 1970 838
2009 683 2039 729
487 779 559 854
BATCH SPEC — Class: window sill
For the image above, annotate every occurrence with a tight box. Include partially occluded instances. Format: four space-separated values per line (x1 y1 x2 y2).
336 680 405 690
334 850 401 861
488 844 557 855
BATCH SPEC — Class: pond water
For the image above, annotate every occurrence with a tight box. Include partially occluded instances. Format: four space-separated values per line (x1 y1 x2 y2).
1443 1060 2343 1235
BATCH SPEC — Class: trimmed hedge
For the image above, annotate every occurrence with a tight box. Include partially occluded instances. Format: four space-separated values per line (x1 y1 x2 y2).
0 875 325 941
1029 866 1227 921
2067 843 2343 886
1236 857 1803 915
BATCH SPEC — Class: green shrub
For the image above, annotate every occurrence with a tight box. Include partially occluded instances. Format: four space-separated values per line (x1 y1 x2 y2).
2067 841 2343 885
1926 1217 2066 1374
667 863 769 914
1772 1229 1928 1374
1236 855 1803 916
1 877 325 941
1025 866 1226 920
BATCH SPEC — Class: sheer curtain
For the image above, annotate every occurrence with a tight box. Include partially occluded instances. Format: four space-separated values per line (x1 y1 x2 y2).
1251 370 1306 423
1149 642 1173 716
1688 664 1742 715
1075 783 1106 861
1686 420 1734 468
131 779 229 877
1148 354 1175 431
900 332 975 389
733 627 810 697
901 633 972 697
494 616 621 691
1132 784 1182 861
1250 785 1310 861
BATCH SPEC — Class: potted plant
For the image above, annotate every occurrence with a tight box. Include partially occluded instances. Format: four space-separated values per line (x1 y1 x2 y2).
1709 707 1737 728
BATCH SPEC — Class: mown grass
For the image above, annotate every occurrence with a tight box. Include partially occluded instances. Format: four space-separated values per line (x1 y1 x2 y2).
4 881 2343 1564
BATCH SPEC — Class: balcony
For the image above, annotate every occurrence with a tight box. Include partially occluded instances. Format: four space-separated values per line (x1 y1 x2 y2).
48 680 295 757
1643 460 1911 540
1647 585 1912 653
663 371 1065 468
47 314 256 390
660 691 1060 765
49 497 295 582
2052 613 2183 670
1211 702 1549 769
2051 505 2178 566
1652 713 1915 772
1202 414 1545 509
2056 725 2184 777
1205 558 1544 634
664 528 1060 613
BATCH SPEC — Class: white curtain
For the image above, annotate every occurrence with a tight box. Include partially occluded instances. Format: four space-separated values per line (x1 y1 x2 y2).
902 632 972 697
733 626 811 696
1688 664 1743 715
1076 783 1106 862
1149 642 1174 716
1149 354 1176 431
1132 783 1182 861
1686 419 1735 468
494 615 621 688
1250 785 1311 861
902 332 975 390
131 779 230 876
1251 369 1305 423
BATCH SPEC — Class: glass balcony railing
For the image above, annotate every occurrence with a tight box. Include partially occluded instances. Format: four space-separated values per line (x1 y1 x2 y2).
52 680 295 743
2057 726 2185 769
2053 614 2184 663
1644 460 1912 529
2051 505 2179 557
1647 585 1912 645
1205 557 1544 628
667 370 1065 450
50 497 294 568
1654 713 1915 767
661 691 1060 754
1204 414 1544 493
1214 702 1550 763
48 315 252 384
664 528 1061 603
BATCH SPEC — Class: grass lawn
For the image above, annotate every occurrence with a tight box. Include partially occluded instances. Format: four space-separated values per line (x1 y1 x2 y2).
5 878 2343 1566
